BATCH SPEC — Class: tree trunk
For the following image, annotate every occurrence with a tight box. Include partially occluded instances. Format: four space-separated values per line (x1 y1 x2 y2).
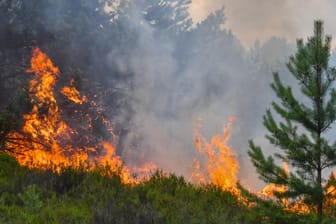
316 62 323 224
317 167 323 224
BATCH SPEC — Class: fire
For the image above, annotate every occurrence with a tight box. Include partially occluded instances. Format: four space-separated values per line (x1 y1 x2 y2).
8 47 335 216
61 79 87 104
192 116 239 192
6 47 155 184
191 117 316 212
6 47 84 171
328 172 336 194
99 141 134 183
259 162 310 214
325 171 336 210
260 162 289 200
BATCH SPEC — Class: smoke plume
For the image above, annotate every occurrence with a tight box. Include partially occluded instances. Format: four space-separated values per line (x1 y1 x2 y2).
7 0 336 190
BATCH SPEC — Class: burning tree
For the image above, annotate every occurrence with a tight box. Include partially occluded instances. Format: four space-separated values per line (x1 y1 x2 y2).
4 47 159 184
248 21 336 223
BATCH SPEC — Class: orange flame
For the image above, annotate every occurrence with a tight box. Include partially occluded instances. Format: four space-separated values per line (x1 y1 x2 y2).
259 162 310 214
192 116 239 192
260 162 289 205
11 48 335 215
6 47 153 184
327 172 336 195
61 79 87 104
7 48 86 171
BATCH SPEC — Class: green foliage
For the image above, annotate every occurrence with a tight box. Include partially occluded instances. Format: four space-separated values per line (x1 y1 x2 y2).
239 184 316 224
0 1 329 222
249 20 336 223
18 184 43 212
0 153 319 223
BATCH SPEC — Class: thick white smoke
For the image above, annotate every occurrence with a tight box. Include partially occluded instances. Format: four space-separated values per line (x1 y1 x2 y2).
14 0 336 190
105 3 296 189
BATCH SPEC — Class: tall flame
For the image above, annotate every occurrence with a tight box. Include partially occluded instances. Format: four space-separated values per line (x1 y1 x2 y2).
192 116 239 192
8 48 336 216
6 47 156 184
7 47 86 171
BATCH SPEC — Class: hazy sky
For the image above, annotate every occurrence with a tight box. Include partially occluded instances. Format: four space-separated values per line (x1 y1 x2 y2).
189 0 336 49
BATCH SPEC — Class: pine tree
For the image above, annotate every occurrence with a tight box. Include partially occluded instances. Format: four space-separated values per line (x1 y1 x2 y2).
248 20 336 223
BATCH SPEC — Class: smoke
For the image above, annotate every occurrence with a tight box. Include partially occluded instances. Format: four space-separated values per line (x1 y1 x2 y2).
102 3 296 189
189 0 336 48
7 0 333 190
36 1 297 189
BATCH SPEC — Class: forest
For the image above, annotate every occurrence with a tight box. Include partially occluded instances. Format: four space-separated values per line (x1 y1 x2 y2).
1 0 336 223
